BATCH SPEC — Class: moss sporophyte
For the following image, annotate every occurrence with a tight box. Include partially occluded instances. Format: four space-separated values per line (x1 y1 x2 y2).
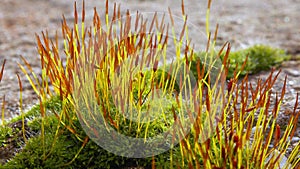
0 0 299 168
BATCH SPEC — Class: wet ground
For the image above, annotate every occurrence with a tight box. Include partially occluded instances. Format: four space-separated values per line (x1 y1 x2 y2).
0 0 299 164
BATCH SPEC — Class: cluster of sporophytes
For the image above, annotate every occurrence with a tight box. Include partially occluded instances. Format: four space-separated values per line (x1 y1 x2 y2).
1 0 299 168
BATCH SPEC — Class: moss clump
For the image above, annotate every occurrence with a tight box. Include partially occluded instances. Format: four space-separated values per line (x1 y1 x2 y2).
3 119 145 169
219 45 291 78
0 126 14 146
1 97 182 169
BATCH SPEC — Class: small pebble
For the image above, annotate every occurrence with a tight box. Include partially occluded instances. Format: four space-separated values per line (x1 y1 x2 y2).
284 69 300 77
291 137 300 143
293 85 300 91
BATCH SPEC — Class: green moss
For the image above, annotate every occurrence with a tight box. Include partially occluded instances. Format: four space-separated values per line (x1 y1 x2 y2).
0 126 14 147
219 44 291 78
1 96 181 168
3 120 130 169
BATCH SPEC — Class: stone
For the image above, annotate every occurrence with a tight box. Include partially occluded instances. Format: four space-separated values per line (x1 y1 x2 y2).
284 69 300 77
291 137 300 143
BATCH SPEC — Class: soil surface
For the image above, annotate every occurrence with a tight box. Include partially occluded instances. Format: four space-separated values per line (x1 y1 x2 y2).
0 0 299 165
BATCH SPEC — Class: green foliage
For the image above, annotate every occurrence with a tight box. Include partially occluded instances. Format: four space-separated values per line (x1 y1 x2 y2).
2 103 180 169
0 126 14 146
220 44 291 78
